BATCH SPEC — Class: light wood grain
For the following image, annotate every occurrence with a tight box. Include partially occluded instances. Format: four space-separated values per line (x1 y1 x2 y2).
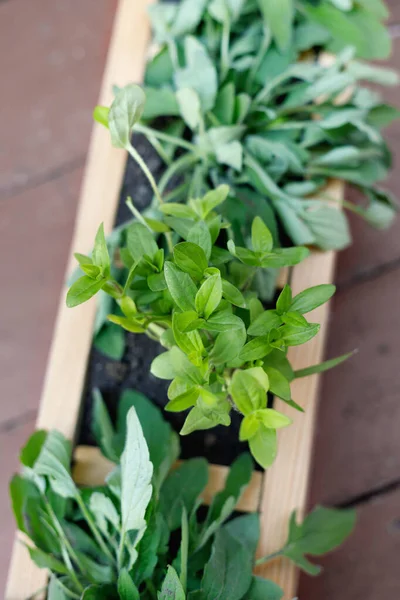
73 446 263 513
256 179 344 597
5 1 154 597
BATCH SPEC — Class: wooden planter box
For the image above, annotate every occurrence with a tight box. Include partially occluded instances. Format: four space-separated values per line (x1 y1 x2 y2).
5 1 342 598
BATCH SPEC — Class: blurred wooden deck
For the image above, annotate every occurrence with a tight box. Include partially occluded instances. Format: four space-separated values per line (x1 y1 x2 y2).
1 1 399 597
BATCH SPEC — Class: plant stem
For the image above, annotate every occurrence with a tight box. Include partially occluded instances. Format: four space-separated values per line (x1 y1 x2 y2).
158 153 199 196
246 25 271 94
76 494 117 567
180 508 189 593
126 144 174 252
134 124 197 153
126 197 153 231
42 498 85 592
127 143 164 205
255 548 284 566
220 18 231 81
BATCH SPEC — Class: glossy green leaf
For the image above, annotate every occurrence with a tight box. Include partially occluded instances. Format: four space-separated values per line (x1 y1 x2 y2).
66 275 106 308
230 370 266 415
290 284 336 314
195 274 222 319
249 427 277 469
164 262 197 311
174 242 208 280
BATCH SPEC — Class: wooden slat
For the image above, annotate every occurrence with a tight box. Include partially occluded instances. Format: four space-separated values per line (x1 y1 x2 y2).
256 179 344 598
73 446 263 513
5 1 154 598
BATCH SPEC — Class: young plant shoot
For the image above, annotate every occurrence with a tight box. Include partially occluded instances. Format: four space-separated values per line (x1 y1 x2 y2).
10 390 356 599
66 85 351 469
126 0 398 250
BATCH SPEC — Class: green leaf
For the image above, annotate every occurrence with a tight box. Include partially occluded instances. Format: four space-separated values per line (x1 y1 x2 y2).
221 280 246 308
171 0 209 37
195 274 222 319
256 408 291 430
94 323 125 361
34 431 76 498
66 275 106 308
181 404 231 434
276 285 292 315
118 569 139 600
93 105 109 128
93 224 110 276
176 87 202 130
164 262 197 311
92 389 118 462
127 222 158 263
290 284 336 315
246 576 283 600
201 519 254 600
82 584 118 599
175 36 218 111
251 217 273 254
142 87 180 120
9 475 40 533
249 427 277 469
206 453 253 524
26 545 69 575
282 506 356 575
199 185 230 217
239 414 260 442
257 0 294 51
187 221 212 260
172 311 204 360
117 390 177 487
152 346 204 384
280 323 320 346
294 351 355 378
230 370 266 415
247 310 282 337
209 325 247 365
108 84 146 148
20 430 48 468
203 310 244 332
120 407 153 541
90 491 120 535
158 566 185 600
174 242 208 280
159 458 208 530
263 367 292 402
239 336 272 362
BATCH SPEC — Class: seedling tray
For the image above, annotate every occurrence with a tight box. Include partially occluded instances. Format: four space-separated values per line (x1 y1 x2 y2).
5 1 342 598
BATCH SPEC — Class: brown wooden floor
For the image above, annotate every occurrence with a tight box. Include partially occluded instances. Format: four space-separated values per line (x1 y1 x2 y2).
1 1 399 597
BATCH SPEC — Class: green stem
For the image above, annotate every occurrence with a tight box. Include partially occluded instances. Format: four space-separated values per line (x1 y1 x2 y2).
255 548 284 566
158 153 199 196
246 25 271 94
127 143 164 205
43 499 85 593
134 123 197 153
220 18 231 81
126 144 174 252
76 495 117 567
180 508 189 593
126 197 153 231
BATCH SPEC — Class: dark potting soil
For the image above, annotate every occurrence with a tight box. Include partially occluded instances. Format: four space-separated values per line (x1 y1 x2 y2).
78 135 253 467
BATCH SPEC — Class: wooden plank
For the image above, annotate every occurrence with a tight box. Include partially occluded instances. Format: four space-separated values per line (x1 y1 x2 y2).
5 1 154 598
73 446 264 513
256 180 344 598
